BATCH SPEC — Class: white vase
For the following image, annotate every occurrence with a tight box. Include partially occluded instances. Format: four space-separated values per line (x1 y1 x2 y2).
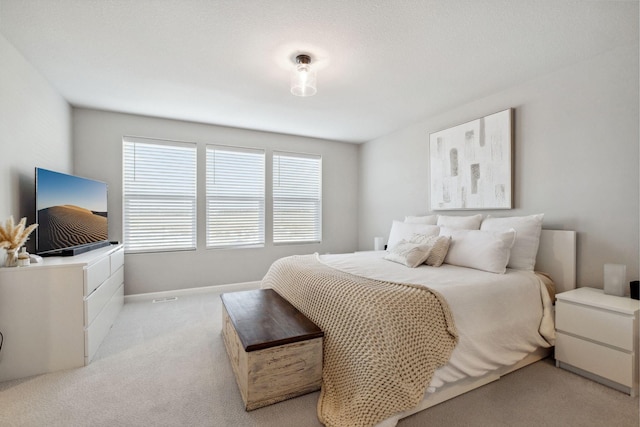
4 248 18 268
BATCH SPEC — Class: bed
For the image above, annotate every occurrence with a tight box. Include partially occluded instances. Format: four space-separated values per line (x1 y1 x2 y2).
261 227 576 427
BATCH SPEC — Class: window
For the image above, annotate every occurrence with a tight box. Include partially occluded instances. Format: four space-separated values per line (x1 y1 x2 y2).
123 137 197 253
206 145 265 248
273 151 322 244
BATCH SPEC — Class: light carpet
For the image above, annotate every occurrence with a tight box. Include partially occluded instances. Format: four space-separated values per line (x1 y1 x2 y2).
0 290 638 427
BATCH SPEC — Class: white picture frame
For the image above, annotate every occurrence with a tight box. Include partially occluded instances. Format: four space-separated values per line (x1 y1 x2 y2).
429 108 513 210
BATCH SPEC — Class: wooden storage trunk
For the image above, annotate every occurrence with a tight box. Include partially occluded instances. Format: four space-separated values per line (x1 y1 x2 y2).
221 289 324 410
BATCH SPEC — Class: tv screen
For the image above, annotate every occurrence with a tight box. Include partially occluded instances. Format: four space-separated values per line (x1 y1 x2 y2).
36 168 109 255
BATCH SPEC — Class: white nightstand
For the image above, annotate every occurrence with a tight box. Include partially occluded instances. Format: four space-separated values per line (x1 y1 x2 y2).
555 287 640 396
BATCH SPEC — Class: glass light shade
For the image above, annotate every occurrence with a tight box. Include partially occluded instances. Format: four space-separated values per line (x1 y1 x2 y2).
291 63 317 97
604 263 626 296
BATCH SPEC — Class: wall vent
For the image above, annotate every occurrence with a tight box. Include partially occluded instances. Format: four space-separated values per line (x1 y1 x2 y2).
152 297 178 303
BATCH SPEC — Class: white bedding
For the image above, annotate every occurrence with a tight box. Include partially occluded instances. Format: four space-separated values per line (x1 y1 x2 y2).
318 251 555 391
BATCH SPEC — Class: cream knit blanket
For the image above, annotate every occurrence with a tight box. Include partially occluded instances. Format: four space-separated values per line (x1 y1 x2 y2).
261 254 458 427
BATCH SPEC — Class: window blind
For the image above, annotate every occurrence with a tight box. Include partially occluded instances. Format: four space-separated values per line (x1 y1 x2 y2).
123 137 197 253
273 151 322 244
206 145 265 248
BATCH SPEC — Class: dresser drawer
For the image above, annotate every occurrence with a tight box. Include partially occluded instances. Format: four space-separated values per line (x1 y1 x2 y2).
84 256 111 296
110 248 124 275
556 332 633 387
85 283 124 362
556 300 634 351
85 266 124 326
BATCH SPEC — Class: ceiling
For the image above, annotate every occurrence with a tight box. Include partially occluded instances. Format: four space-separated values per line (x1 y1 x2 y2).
1 1 637 143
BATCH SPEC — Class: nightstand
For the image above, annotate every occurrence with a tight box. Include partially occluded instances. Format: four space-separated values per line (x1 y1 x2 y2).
555 287 640 396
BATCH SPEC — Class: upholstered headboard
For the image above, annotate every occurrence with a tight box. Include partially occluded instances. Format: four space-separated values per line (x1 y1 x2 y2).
535 229 577 294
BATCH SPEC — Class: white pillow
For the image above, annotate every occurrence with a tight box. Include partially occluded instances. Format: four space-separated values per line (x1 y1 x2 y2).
384 240 432 268
409 234 452 267
404 215 438 225
437 214 483 230
440 227 516 274
480 214 544 271
387 221 440 251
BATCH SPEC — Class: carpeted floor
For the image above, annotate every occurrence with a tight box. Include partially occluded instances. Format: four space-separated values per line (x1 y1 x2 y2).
0 290 638 427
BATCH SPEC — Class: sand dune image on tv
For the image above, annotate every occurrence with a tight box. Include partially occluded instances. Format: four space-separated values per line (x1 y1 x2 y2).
37 205 107 254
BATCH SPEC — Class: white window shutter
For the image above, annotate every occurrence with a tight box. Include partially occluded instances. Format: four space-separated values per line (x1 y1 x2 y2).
206 145 265 248
123 137 197 253
273 151 322 244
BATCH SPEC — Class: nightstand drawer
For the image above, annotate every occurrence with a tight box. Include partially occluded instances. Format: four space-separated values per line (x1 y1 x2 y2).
556 332 633 387
556 300 634 351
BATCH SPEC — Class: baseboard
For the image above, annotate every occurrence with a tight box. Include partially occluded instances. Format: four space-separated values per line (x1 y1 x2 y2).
124 281 262 303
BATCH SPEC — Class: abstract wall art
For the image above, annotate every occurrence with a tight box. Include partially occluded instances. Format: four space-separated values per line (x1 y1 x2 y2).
429 108 513 210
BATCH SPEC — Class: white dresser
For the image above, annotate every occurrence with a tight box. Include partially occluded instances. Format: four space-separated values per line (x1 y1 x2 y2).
0 244 124 382
555 287 640 396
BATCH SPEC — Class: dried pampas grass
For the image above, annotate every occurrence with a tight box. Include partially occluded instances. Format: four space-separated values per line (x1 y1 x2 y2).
0 216 38 251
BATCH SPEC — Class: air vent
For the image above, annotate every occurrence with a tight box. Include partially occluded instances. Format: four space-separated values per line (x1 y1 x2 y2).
152 297 178 303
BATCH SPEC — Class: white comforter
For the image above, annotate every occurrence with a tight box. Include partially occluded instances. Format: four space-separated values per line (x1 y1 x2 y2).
319 251 555 391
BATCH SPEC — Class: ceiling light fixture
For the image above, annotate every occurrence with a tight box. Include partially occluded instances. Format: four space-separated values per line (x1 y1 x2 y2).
291 54 317 97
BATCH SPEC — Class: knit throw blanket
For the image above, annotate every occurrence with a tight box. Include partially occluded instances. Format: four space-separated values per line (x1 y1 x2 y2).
261 254 458 427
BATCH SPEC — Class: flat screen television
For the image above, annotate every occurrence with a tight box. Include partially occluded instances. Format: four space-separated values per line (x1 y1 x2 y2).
35 167 109 256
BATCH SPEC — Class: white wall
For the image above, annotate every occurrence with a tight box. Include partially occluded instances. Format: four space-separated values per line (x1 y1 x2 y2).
358 45 639 287
73 109 359 294
0 35 71 252
3 27 636 293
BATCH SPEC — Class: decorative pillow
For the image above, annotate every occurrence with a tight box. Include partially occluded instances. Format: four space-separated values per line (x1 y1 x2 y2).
384 240 432 268
439 227 516 274
437 214 483 230
386 221 440 251
404 215 438 225
408 234 452 267
480 214 544 271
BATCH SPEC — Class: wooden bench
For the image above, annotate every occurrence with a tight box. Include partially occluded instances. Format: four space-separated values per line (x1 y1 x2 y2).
221 289 324 410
